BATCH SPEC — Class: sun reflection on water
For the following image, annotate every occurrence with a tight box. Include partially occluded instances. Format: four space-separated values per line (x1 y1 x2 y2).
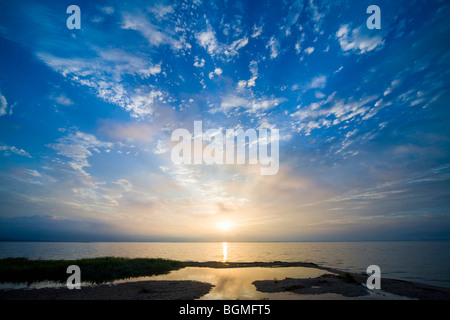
222 242 228 262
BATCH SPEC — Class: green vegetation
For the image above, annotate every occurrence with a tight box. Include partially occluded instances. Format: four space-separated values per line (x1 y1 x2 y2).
0 257 186 284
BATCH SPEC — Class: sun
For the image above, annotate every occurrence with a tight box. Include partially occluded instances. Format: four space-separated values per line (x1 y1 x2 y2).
218 221 232 232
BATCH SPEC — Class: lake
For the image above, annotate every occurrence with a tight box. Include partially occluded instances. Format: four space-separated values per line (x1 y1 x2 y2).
1 241 449 288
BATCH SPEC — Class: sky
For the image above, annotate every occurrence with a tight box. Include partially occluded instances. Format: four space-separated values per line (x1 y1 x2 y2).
1 0 450 242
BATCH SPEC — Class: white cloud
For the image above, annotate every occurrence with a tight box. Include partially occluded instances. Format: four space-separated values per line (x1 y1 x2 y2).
125 90 163 118
123 15 165 46
266 36 280 59
149 4 174 19
237 61 258 89
38 49 161 81
250 97 284 112
227 37 248 54
0 144 32 158
315 91 326 99
219 95 248 111
116 179 133 192
304 47 315 55
101 6 114 15
294 33 306 55
159 166 169 172
49 131 112 176
295 42 301 54
194 57 205 68
336 25 384 54
209 68 223 79
98 49 162 79
153 139 169 155
214 94 284 114
308 0 324 24
122 13 186 51
248 61 258 86
25 169 41 177
307 75 327 89
334 66 344 74
0 92 8 116
384 79 401 96
197 27 248 58
251 25 263 38
37 51 165 119
291 94 378 134
197 29 219 55
237 80 247 89
52 94 74 106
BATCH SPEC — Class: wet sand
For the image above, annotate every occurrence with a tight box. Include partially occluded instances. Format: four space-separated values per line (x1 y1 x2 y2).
0 280 213 300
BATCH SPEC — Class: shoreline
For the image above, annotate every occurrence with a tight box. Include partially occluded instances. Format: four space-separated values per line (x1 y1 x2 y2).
1 260 450 300
186 261 450 300
0 280 213 300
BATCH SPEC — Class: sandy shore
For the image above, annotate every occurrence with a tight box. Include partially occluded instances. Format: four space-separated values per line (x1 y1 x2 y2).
0 280 213 300
1 261 450 300
187 261 450 300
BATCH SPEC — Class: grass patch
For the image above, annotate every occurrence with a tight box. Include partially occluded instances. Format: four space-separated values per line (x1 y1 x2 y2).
0 257 186 284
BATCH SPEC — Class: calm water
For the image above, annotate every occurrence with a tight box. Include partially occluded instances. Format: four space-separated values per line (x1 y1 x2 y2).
1 241 450 288
130 267 407 300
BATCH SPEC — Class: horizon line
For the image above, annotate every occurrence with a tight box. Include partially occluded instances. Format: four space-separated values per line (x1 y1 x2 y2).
1 239 450 243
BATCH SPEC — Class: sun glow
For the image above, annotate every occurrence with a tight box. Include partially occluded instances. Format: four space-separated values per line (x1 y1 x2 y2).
218 221 232 232
222 242 228 262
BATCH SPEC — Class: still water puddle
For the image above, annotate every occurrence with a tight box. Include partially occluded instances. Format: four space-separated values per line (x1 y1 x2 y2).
143 266 332 300
113 266 406 300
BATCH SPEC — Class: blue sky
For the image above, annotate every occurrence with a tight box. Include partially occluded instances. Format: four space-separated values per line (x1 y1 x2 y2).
1 0 450 241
